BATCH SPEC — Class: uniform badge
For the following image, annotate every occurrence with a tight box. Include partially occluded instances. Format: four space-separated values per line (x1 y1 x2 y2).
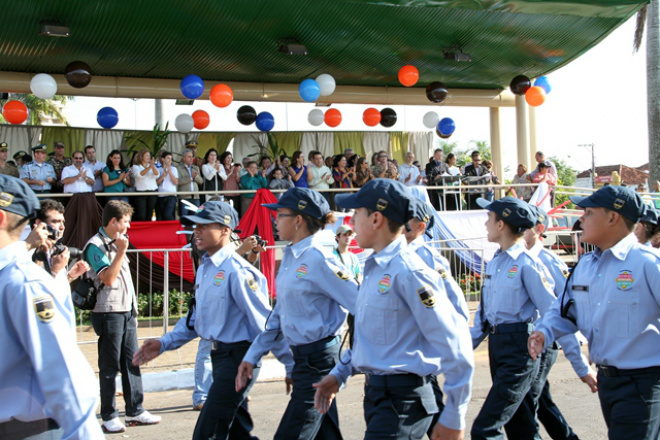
214 270 225 286
296 264 308 279
0 192 13 207
334 270 350 281
417 286 435 308
422 214 430 223
507 265 518 278
376 198 388 211
615 270 634 291
502 208 511 218
224 215 231 225
562 269 569 278
33 296 55 322
93 253 102 264
246 277 258 291
438 268 448 279
378 274 391 293
613 198 625 210
298 200 308 210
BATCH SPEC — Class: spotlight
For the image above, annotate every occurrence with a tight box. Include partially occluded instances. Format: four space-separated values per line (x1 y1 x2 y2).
40 24 70 37
278 40 308 55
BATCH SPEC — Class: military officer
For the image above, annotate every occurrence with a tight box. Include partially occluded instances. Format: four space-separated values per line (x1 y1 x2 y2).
20 144 56 193
47 140 71 194
0 142 18 177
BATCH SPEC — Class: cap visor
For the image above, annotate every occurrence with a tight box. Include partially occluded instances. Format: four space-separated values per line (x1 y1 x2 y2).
475 198 492 209
182 214 218 224
568 195 591 207
334 193 362 209
261 202 283 211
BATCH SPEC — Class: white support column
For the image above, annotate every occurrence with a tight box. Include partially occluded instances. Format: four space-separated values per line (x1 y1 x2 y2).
529 105 538 161
515 95 531 170
490 107 504 199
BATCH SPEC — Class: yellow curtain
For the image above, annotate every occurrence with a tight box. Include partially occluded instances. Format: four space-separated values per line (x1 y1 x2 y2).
40 127 86 158
389 132 409 164
196 132 235 158
333 132 364 157
271 132 302 157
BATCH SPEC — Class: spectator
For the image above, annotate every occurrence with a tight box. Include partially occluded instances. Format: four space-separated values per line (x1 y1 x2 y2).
131 147 159 221
177 149 204 217
239 156 251 177
413 160 426 179
333 225 361 283
425 148 450 210
61 150 95 194
21 144 56 194
259 156 275 179
482 159 501 202
47 140 71 195
220 151 241 212
269 168 293 200
156 151 179 220
532 161 557 186
530 151 557 181
102 149 131 203
399 151 423 187
332 154 355 189
446 153 461 176
463 150 489 209
324 155 334 169
308 150 335 206
0 142 18 177
653 181 660 209
372 150 392 178
84 145 106 192
240 161 267 214
354 156 374 188
509 163 533 202
84 200 161 432
186 140 203 168
289 150 309 188
343 148 355 161
12 149 29 169
201 148 227 202
347 153 359 170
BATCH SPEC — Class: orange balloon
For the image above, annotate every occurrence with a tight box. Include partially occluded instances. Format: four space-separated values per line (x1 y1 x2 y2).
192 110 210 130
525 86 546 107
2 100 28 124
210 84 233 108
324 108 342 127
363 108 381 127
398 65 419 87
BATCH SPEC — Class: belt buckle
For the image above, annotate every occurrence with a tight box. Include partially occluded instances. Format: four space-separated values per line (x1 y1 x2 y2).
598 365 614 377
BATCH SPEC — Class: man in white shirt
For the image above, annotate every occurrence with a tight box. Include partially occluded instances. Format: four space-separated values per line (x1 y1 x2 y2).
61 151 95 194
84 145 106 192
398 151 423 187
308 150 334 206
156 151 179 220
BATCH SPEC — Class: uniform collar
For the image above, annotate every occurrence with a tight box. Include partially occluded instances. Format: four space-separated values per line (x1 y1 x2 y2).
527 241 543 258
407 236 425 252
204 243 235 267
594 233 637 261
288 233 317 259
0 240 28 271
498 241 526 259
369 235 406 267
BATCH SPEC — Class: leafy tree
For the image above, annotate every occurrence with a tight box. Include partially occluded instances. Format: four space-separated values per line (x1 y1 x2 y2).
0 94 71 125
549 155 578 206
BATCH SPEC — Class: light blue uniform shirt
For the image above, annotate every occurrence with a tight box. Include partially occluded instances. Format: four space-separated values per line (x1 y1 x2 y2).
470 241 557 345
528 242 590 378
20 161 56 191
244 233 359 365
331 237 474 431
536 234 660 370
408 236 469 321
0 241 103 439
160 244 294 373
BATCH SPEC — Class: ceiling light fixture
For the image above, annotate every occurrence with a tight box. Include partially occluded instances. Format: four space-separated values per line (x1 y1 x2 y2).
443 47 472 62
279 39 308 55
40 24 70 37
175 99 194 105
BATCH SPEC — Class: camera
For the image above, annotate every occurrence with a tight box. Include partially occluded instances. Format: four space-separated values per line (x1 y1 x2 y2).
51 242 82 260
46 225 59 240
254 235 267 248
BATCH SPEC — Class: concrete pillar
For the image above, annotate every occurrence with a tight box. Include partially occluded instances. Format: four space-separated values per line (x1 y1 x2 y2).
529 105 538 161
515 95 531 170
490 107 504 198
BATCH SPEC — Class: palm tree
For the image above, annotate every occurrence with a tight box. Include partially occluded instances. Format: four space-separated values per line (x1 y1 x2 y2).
0 94 71 125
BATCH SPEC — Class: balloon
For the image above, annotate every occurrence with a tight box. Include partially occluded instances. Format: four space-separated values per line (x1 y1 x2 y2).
180 74 205 100
256 112 275 132
534 76 552 94
510 75 531 96
175 114 194 133
2 101 28 125
380 108 397 128
316 74 336 96
299 79 321 102
363 108 381 127
426 81 448 103
438 117 456 136
237 105 257 125
96 107 119 129
65 61 92 88
525 86 546 107
435 128 452 139
308 109 324 127
398 65 419 87
210 84 233 107
324 108 342 127
192 110 210 129
30 73 57 99
422 111 439 129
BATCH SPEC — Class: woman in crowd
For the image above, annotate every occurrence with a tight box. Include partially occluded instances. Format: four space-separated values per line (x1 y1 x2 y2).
332 154 354 189
446 153 462 176
102 149 131 203
201 148 227 202
220 151 241 211
508 163 533 202
289 150 309 188
353 156 373 188
131 147 159 221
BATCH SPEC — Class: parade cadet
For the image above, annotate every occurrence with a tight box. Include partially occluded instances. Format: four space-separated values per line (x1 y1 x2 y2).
0 175 104 439
134 200 293 439
633 206 660 247
505 204 596 440
469 196 557 440
529 185 660 439
236 187 359 440
20 144 56 193
313 179 474 440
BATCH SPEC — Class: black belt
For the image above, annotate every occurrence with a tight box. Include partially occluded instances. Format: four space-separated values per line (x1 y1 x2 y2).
291 335 339 356
488 322 534 334
597 365 660 378
211 340 251 351
0 418 59 436
367 373 432 388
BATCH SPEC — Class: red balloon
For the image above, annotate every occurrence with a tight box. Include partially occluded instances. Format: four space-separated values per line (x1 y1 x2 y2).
2 100 28 124
324 108 342 127
192 110 210 129
363 108 381 127
525 86 546 107
398 65 419 87
210 84 233 108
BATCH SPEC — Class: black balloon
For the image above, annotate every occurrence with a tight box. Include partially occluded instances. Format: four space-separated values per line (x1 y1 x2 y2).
426 81 448 103
237 105 257 126
380 108 397 128
65 61 92 88
435 128 452 139
510 75 531 96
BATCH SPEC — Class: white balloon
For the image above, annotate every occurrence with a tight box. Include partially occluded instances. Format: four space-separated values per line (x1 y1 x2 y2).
30 73 57 99
308 109 325 126
422 111 439 129
175 114 194 133
316 74 336 97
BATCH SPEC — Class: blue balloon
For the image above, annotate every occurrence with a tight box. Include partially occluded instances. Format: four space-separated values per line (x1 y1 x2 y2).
255 112 275 132
97 107 118 129
534 76 552 94
299 79 321 102
437 117 456 136
180 74 205 99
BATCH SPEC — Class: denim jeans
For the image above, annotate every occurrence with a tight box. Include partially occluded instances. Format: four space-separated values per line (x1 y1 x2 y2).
193 338 213 407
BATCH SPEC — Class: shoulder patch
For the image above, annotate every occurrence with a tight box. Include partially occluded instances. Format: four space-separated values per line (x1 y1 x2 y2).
417 286 436 308
296 264 308 279
378 274 392 293
33 296 55 322
246 276 258 291
334 269 350 281
437 267 448 279
562 269 570 278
